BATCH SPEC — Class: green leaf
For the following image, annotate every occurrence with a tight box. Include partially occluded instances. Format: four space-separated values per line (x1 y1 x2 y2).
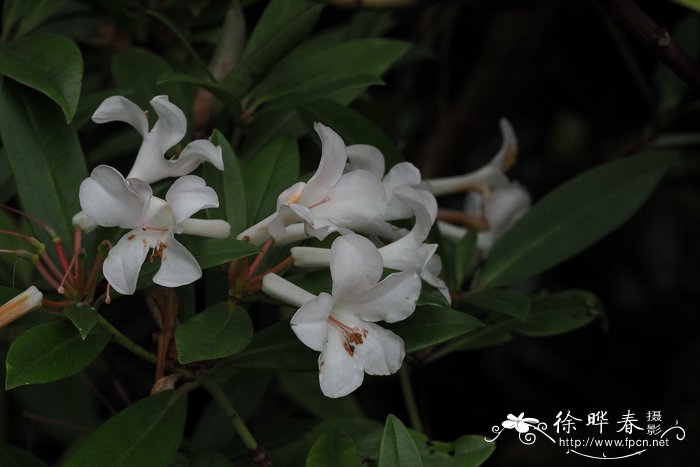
279 372 365 420
222 0 323 98
205 130 247 236
0 286 22 303
306 431 363 467
157 72 240 113
243 136 300 224
187 238 260 269
453 229 477 288
0 32 82 121
63 392 187 467
300 99 404 167
5 320 109 389
228 321 317 371
0 81 88 244
0 443 46 467
258 38 409 107
464 289 531 321
518 290 603 337
411 433 495 467
672 0 700 14
112 47 185 109
378 415 423 467
449 317 519 352
386 306 483 353
477 152 674 289
64 304 98 340
2 0 69 39
175 302 253 364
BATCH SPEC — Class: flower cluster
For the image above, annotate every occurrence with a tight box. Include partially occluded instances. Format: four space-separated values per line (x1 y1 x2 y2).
253 123 446 397
76 96 230 296
428 118 530 257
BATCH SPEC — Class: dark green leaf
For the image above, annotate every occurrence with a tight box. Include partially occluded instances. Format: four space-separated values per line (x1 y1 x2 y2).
243 136 299 224
378 415 423 467
386 306 483 353
63 392 187 467
0 286 21 303
175 302 253 364
5 320 109 389
112 47 185 109
454 229 477 288
411 432 495 467
0 81 87 244
416 284 451 308
64 304 98 340
300 99 404 167
279 372 365 420
449 317 519 352
258 38 409 107
222 0 323 98
464 289 531 321
0 443 46 467
306 431 363 467
518 290 603 337
2 0 68 39
187 238 260 269
0 33 82 121
205 130 247 236
477 152 674 289
157 72 240 113
228 321 316 371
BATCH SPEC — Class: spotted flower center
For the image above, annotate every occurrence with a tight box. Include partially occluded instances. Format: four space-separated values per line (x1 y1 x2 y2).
328 314 368 356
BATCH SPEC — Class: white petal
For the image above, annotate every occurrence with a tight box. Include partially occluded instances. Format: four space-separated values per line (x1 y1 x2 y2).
351 321 405 376
165 175 219 225
276 182 306 209
92 96 148 136
237 212 276 245
490 118 518 171
381 242 435 274
177 218 230 239
127 96 187 183
346 144 385 178
79 165 151 229
0 286 43 328
72 210 98 233
437 220 467 243
392 186 437 247
300 123 347 205
330 233 383 299
161 139 224 178
336 271 420 323
319 327 364 398
152 233 202 287
269 204 314 239
102 229 152 295
383 162 421 195
312 170 387 227
272 223 313 246
290 292 333 352
483 182 530 233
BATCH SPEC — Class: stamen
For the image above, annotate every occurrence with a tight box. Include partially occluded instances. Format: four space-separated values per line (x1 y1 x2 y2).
140 224 169 232
57 250 81 294
105 283 112 304
1 205 58 238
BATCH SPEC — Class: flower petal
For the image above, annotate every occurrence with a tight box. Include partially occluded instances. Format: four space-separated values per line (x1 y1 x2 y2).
152 233 202 287
391 185 437 247
490 118 518 172
330 233 383 299
290 292 333 352
177 218 230 239
102 229 152 295
346 144 385 178
483 182 530 233
92 96 148 137
127 96 187 183
162 139 224 178
300 123 347 205
319 327 365 398
351 321 405 376
165 175 219 226
336 271 420 323
79 165 151 229
312 169 387 228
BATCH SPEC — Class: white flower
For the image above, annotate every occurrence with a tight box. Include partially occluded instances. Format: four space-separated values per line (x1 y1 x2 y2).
465 181 530 255
427 118 517 196
0 286 43 328
292 186 450 303
502 413 539 433
92 95 224 184
79 165 230 295
238 123 388 245
263 233 421 398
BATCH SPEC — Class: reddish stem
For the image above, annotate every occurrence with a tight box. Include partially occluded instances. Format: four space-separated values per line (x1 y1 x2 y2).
42 298 75 308
248 239 273 277
0 205 57 237
34 259 62 291
247 256 294 286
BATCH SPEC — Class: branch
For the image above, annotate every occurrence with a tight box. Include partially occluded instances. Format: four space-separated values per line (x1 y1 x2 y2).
609 0 700 90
